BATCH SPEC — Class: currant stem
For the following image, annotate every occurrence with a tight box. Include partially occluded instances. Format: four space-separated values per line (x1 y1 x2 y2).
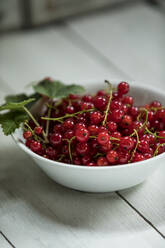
129 129 139 163
154 143 165 156
63 136 76 162
41 108 94 122
24 122 45 143
130 108 148 137
110 137 120 141
45 102 52 137
145 127 165 140
102 80 113 126
23 106 48 143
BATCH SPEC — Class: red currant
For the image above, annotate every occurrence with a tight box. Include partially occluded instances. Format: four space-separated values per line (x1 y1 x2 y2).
107 121 117 132
34 126 43 135
97 157 108 166
23 130 32 139
76 142 89 155
75 128 89 142
111 109 124 123
132 152 145 163
122 96 133 106
49 133 62 146
88 125 99 135
106 150 119 164
90 111 102 124
97 131 110 145
30 140 42 153
121 115 132 128
120 136 134 150
94 95 108 111
118 82 129 96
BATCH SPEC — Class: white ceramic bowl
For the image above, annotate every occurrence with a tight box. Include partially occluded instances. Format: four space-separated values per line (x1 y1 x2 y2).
13 80 165 192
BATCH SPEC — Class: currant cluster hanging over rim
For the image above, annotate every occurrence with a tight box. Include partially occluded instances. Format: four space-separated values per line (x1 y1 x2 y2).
23 80 165 166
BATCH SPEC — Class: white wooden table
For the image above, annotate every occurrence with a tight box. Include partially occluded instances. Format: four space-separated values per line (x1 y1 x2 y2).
0 2 165 247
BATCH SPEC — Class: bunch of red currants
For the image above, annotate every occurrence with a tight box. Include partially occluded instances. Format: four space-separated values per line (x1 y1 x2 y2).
23 81 165 166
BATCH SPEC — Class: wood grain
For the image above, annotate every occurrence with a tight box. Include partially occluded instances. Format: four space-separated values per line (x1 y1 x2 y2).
0 131 165 247
69 2 165 88
0 2 165 247
68 0 165 238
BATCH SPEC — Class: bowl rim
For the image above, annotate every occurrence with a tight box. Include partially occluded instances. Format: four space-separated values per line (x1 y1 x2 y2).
12 79 165 170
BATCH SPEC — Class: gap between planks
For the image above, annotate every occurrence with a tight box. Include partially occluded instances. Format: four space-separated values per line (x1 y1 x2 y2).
116 192 165 240
0 231 16 248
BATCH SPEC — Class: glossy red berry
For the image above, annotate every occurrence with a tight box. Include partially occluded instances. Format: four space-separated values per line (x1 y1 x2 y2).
75 123 86 130
63 118 74 130
75 128 89 142
66 105 75 114
97 131 110 145
49 133 62 146
121 115 133 128
131 121 145 136
111 109 124 123
94 96 108 111
137 140 150 153
82 155 91 165
30 140 42 153
23 130 32 139
129 106 139 118
90 111 102 124
118 82 129 95
118 151 130 164
120 136 134 150
82 95 93 102
98 126 108 133
110 100 122 110
76 142 89 155
132 153 145 162
88 125 99 135
97 90 106 96
156 109 165 120
101 140 112 152
122 96 133 106
34 126 43 135
81 102 94 110
25 139 33 147
53 123 63 133
107 121 117 132
46 146 57 159
106 150 119 164
150 101 162 108
111 131 121 140
73 157 82 165
158 131 165 143
63 130 74 139
97 157 108 166
144 153 152 160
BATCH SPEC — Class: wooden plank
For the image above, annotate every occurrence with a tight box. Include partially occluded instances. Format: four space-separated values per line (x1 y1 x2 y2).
0 26 121 92
68 0 165 237
68 2 165 89
0 91 164 247
0 133 165 248
0 7 165 246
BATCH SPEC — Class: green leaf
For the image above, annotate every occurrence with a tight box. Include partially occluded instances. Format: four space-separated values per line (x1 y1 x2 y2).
57 84 85 98
33 79 85 99
0 111 28 135
5 93 41 109
5 94 28 103
0 98 35 111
